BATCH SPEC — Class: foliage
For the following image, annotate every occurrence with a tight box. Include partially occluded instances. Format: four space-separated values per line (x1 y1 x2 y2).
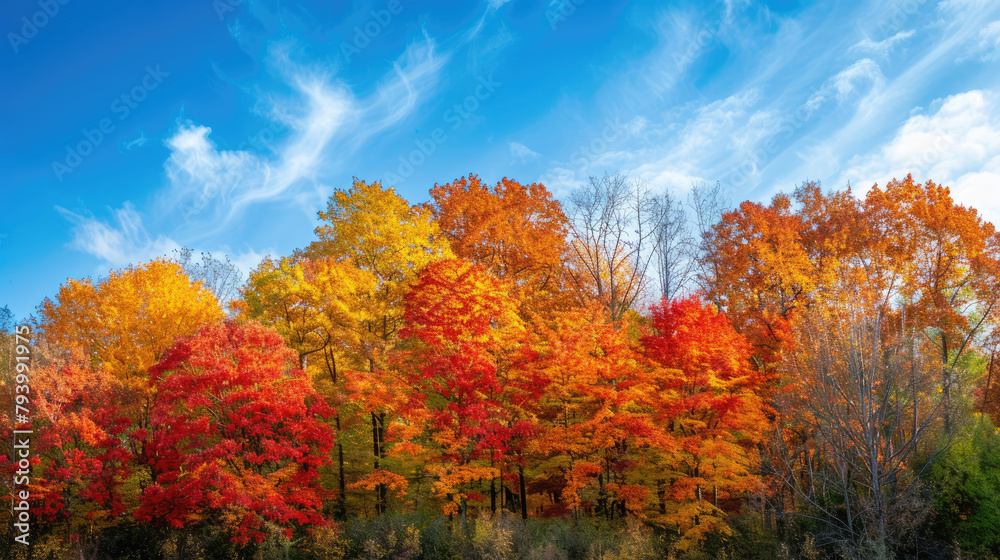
135 321 336 547
929 414 1000 556
642 297 768 546
33 353 138 525
305 177 453 515
13 172 1000 558
400 258 526 514
38 258 224 383
428 174 570 310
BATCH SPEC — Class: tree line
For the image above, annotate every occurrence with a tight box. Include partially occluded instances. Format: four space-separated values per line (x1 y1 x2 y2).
2 172 999 560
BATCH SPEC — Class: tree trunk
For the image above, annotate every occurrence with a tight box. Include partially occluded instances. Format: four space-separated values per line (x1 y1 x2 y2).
491 477 497 514
518 465 528 520
337 417 347 519
371 411 387 514
368 355 388 514
942 334 952 434
326 352 348 519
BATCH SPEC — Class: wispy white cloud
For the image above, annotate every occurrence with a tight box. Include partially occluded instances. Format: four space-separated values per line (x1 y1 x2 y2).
228 246 270 277
363 33 449 137
771 0 1000 190
828 58 887 104
162 123 270 222
723 0 751 24
55 202 180 267
232 60 354 212
969 20 1000 61
55 0 525 275
535 3 847 198
538 166 585 197
509 141 540 163
628 9 720 101
937 0 993 17
849 30 915 59
526 0 1000 213
938 0 1000 62
839 89 1000 223
629 90 762 191
158 32 449 239
55 199 278 283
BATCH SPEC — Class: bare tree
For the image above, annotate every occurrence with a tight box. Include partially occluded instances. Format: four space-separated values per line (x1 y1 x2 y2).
688 181 730 303
0 306 13 334
565 172 658 323
174 247 244 306
775 304 942 556
651 190 694 303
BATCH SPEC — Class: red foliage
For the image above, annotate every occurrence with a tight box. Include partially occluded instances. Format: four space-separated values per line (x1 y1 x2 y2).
135 321 336 545
643 297 766 423
31 355 137 523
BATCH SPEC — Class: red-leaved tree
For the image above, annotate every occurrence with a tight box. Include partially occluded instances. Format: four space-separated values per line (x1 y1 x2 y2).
135 321 336 546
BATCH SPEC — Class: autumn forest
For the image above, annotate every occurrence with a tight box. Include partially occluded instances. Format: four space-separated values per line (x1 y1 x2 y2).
3 173 1000 560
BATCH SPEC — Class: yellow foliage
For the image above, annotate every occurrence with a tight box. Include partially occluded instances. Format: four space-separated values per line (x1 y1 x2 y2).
39 258 224 383
347 469 410 498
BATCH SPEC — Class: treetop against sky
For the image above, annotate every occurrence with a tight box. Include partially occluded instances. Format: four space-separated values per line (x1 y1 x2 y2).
3 0 1000 318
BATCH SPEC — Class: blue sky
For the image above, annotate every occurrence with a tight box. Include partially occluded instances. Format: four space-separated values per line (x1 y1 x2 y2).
2 0 1000 320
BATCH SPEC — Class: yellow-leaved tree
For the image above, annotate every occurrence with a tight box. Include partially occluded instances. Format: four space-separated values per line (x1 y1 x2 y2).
303 178 453 514
238 254 375 518
40 258 223 381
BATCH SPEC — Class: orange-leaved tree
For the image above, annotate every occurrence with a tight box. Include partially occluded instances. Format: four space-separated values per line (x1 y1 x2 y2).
642 297 768 547
864 175 1000 433
39 258 224 384
428 174 571 314
520 304 669 519
700 194 814 372
239 255 375 517
399 258 525 516
30 350 137 551
31 259 224 548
